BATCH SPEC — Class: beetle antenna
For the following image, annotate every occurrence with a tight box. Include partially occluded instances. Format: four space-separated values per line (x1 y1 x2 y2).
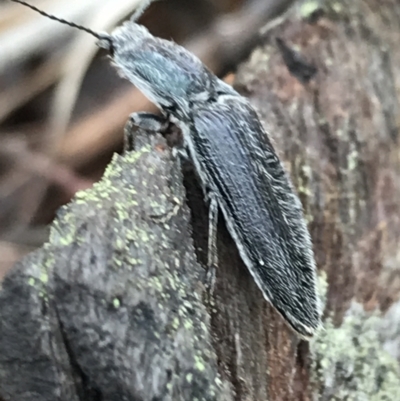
9 0 106 40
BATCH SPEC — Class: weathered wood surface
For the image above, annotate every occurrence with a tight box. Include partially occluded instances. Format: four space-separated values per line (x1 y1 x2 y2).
1 0 400 400
0 132 231 401
231 0 400 398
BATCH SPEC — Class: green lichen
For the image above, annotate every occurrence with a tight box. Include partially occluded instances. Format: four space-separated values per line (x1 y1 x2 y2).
331 2 343 13
186 373 193 384
184 320 193 330
311 304 400 401
347 149 359 171
299 0 345 20
194 355 206 372
300 0 321 18
172 317 180 330
38 289 48 301
48 145 152 250
39 270 49 284
49 213 78 246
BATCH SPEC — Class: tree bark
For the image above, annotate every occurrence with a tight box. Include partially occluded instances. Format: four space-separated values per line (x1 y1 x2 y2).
1 0 400 400
229 0 400 398
0 131 233 400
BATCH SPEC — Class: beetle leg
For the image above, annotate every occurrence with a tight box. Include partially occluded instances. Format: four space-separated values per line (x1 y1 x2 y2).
124 112 169 151
205 195 219 296
172 146 189 160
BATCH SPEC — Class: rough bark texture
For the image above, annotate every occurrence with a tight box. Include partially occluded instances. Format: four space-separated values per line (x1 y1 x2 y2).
1 0 400 400
230 0 400 399
0 133 231 401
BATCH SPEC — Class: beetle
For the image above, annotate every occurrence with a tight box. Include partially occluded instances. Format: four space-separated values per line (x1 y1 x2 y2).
10 0 321 338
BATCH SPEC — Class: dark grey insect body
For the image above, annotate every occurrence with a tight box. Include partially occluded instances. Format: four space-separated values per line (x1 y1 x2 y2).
12 0 321 338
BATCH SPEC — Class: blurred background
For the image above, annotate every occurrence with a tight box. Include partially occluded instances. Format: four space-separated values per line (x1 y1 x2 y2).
0 0 293 278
